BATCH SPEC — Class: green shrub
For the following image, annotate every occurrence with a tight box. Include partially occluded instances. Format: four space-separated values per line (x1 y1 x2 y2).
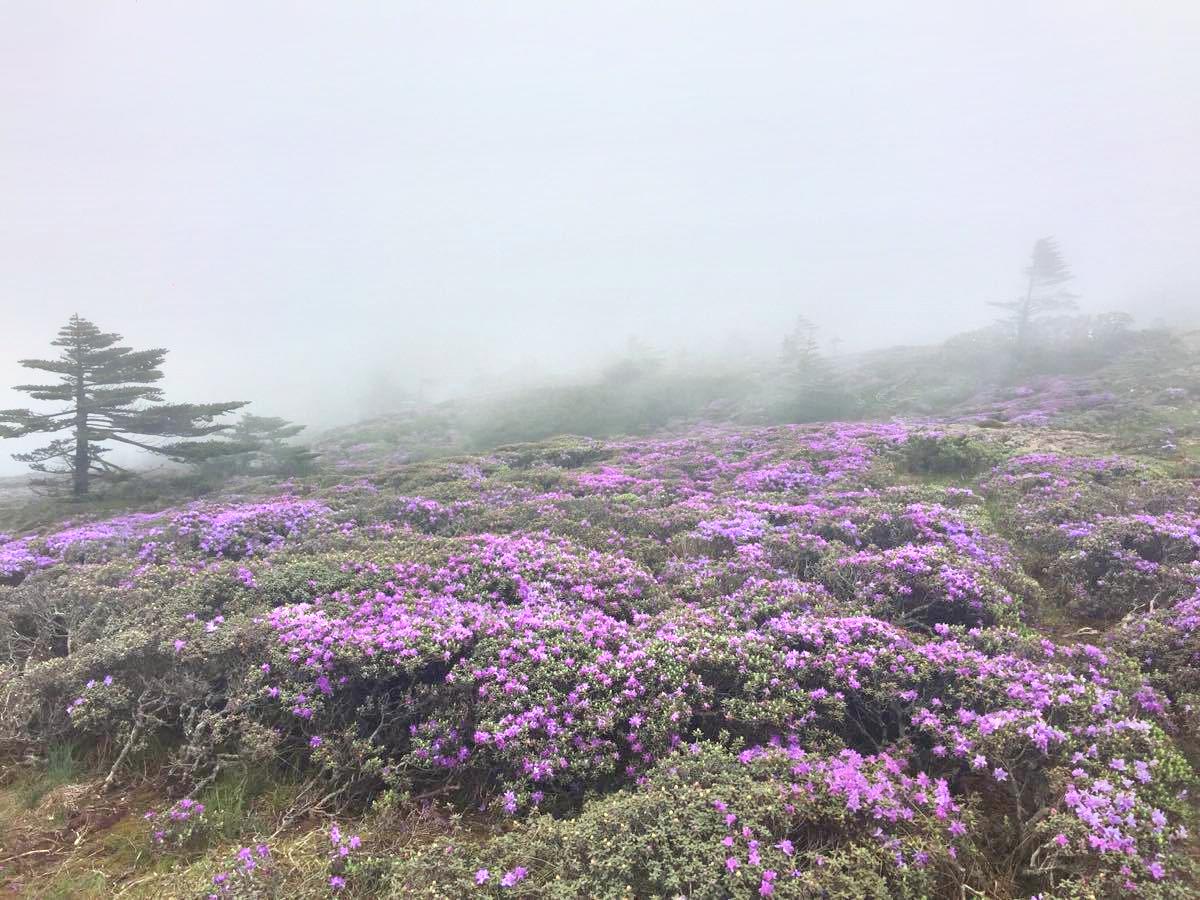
899 433 1005 477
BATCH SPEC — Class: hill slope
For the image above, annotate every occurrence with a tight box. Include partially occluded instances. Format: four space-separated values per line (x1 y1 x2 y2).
1 397 1199 897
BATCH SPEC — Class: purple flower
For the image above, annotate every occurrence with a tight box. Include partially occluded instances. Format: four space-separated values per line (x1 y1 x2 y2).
500 866 527 888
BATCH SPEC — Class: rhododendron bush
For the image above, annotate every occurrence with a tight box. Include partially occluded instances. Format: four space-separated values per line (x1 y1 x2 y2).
2 423 1198 897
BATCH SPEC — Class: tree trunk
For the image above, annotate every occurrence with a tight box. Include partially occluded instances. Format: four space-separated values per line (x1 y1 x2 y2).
1015 268 1036 354
73 367 88 497
1015 308 1030 354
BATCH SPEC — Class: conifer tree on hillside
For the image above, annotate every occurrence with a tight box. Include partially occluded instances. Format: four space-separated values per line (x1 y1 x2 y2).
776 315 849 422
780 315 824 374
0 315 248 496
990 237 1078 359
205 414 318 477
233 413 306 447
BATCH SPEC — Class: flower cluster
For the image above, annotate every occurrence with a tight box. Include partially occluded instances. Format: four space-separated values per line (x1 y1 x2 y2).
829 543 1022 629
327 823 362 891
144 797 208 848
392 495 468 532
173 497 335 558
207 844 276 899
0 535 54 582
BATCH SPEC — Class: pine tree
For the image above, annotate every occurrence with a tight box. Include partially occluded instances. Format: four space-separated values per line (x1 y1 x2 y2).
206 414 317 477
233 414 305 446
0 315 248 496
780 315 824 374
989 237 1077 358
776 315 848 422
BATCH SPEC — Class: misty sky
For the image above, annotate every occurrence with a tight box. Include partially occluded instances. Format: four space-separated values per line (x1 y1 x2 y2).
2 2 1198 473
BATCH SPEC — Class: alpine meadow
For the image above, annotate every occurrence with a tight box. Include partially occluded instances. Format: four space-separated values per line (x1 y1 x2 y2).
1 4 1199 899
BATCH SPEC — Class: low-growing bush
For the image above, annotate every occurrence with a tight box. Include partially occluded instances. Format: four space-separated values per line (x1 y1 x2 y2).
1048 513 1200 619
898 432 1006 477
384 743 971 899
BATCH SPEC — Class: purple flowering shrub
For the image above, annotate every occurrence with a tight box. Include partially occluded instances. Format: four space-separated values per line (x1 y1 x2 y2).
836 499 1003 558
3 421 1200 896
389 495 470 533
1111 582 1200 733
980 452 1148 561
0 535 56 583
901 627 1193 893
256 591 1193 894
41 511 171 563
693 507 773 549
0 512 170 583
0 497 342 588
687 496 1042 630
821 543 1028 629
207 843 279 899
144 797 210 849
261 561 672 800
1049 514 1200 618
172 497 336 559
386 743 972 898
982 450 1141 508
447 532 659 619
956 374 1142 432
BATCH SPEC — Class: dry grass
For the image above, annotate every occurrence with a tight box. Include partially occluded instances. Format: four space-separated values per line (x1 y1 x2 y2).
0 767 472 898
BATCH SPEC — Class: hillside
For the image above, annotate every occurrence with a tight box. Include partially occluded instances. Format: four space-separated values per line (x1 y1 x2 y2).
1 374 1199 899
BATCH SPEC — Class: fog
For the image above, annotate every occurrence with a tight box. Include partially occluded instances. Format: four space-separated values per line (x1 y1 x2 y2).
2 2 1198 474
